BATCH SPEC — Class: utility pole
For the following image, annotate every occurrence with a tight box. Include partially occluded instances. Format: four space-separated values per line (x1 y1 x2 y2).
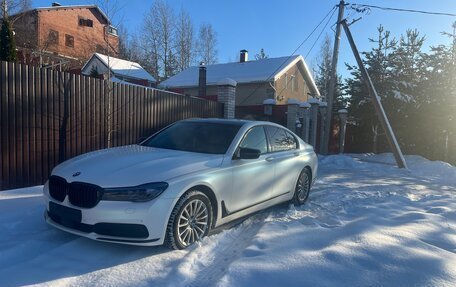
341 19 407 169
322 0 346 155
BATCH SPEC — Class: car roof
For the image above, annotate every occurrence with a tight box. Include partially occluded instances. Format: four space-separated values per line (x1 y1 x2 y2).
181 118 285 128
182 118 251 126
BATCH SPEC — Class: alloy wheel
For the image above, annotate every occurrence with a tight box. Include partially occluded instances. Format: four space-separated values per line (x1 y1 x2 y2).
297 171 310 202
177 199 209 247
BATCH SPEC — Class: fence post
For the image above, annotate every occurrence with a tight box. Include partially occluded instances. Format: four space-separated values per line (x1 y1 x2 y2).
217 78 237 119
299 102 311 142
263 98 276 123
319 102 328 153
338 109 348 154
308 98 320 149
286 99 300 133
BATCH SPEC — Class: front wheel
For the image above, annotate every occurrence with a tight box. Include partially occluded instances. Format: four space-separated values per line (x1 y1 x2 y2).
165 191 213 250
292 168 311 205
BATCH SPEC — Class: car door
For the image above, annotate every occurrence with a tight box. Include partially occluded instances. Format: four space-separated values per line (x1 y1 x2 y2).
228 126 275 214
265 126 301 198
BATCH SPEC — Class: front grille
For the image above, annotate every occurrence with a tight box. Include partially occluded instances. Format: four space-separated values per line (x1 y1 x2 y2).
48 176 103 208
49 176 68 202
68 182 103 208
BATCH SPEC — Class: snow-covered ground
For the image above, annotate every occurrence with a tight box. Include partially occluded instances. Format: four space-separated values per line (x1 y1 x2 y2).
1 154 455 287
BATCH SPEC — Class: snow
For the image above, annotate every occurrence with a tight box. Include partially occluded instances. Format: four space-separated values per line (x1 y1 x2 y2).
287 98 300 105
217 78 237 87
85 53 156 82
263 99 276 105
307 97 321 104
1 154 455 287
160 55 302 88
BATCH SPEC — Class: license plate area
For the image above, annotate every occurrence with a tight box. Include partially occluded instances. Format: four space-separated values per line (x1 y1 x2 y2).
49 201 82 223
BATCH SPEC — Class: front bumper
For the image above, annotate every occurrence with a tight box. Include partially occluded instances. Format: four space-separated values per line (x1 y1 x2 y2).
43 189 176 246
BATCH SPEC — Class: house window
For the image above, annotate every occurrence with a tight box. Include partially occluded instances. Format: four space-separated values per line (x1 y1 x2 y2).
79 18 93 27
107 25 118 36
291 75 297 92
65 34 74 48
48 29 59 45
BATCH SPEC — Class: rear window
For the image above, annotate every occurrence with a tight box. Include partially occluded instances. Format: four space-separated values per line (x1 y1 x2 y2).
142 122 242 154
266 126 298 152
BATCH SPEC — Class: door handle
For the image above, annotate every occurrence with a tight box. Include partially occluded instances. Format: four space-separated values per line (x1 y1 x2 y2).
265 157 275 162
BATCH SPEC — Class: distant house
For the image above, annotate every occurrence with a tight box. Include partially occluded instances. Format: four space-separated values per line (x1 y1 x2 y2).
11 3 119 70
160 50 320 106
81 53 156 87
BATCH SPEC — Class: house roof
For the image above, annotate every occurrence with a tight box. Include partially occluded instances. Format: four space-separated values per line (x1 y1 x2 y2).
82 53 156 82
160 55 320 96
33 4 111 24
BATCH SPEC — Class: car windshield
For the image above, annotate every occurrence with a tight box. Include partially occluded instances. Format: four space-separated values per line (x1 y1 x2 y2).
142 122 242 154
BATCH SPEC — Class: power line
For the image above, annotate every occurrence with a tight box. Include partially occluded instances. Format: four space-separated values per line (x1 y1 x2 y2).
351 3 456 17
305 7 338 59
238 5 337 106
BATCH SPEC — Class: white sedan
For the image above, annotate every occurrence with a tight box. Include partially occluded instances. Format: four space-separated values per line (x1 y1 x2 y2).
44 119 318 249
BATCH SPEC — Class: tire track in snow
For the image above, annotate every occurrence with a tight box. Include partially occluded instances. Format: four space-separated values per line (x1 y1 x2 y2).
166 212 269 287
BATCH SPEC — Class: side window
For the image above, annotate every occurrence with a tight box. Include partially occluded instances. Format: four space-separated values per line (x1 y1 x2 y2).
266 126 297 152
239 126 268 154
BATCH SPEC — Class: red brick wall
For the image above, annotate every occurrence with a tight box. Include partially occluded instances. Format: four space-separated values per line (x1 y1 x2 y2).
36 7 119 61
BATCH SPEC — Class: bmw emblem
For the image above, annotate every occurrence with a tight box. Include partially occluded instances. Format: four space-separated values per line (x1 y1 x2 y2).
72 172 81 177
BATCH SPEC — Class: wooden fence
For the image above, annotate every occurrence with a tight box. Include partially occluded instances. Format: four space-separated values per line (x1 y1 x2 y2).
0 61 224 190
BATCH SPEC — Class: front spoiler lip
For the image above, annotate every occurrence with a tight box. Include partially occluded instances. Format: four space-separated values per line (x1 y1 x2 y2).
44 211 160 245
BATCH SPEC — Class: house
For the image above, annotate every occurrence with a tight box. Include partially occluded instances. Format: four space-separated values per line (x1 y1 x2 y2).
160 50 320 106
81 53 156 87
11 3 119 70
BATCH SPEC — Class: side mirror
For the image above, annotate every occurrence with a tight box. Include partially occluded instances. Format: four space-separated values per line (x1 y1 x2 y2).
137 136 148 144
238 148 261 160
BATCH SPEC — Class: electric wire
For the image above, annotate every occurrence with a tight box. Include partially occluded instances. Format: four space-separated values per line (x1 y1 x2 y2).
351 3 456 17
238 5 337 106
305 7 338 59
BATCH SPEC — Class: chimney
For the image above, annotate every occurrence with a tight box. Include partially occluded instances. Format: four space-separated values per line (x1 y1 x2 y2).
198 62 206 98
240 49 248 63
52 2 62 7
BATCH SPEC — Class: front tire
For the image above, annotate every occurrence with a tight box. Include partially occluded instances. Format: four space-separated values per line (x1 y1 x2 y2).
292 168 311 205
165 191 213 250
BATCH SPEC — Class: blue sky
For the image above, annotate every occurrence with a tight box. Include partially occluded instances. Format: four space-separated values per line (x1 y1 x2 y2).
34 0 456 77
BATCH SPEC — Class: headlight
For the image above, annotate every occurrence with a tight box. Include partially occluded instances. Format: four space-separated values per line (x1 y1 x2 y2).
102 182 169 202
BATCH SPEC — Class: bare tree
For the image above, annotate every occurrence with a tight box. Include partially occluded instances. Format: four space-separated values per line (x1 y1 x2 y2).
175 8 194 72
2 0 31 17
142 0 176 80
197 23 218 65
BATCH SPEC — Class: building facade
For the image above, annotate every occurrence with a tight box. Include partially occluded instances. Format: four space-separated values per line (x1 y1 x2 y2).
160 52 320 106
12 4 119 70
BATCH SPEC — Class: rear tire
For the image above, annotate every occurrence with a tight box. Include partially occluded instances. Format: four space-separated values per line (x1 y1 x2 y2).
165 190 213 250
292 168 311 205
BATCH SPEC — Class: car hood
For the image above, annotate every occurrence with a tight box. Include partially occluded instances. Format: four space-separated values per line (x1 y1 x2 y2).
52 145 224 187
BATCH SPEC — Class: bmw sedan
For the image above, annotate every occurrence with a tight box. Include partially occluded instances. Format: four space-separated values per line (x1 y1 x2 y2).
44 119 318 249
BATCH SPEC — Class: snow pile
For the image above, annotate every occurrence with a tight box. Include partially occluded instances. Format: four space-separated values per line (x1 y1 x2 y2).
0 154 455 287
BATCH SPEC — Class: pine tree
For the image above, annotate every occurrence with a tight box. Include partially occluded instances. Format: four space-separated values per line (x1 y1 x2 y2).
0 17 17 62
313 35 345 111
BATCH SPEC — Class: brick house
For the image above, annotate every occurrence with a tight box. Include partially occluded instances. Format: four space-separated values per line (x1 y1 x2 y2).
11 3 119 70
81 53 157 87
160 50 320 106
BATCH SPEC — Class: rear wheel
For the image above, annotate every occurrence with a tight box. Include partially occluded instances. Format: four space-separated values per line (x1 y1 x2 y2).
292 168 311 205
165 191 212 250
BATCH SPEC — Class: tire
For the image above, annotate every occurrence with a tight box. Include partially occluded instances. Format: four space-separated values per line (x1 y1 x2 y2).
292 168 311 205
165 190 213 250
